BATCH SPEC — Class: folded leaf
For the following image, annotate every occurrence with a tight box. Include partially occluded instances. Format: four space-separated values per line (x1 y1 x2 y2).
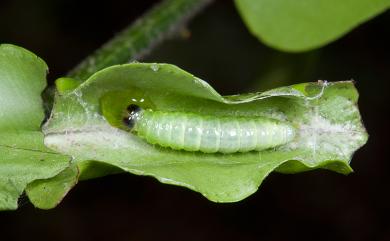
43 63 368 202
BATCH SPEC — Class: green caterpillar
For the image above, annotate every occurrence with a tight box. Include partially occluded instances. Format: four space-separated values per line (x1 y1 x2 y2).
124 104 296 154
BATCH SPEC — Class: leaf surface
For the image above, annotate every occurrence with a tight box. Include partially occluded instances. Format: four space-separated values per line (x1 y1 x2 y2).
43 63 368 202
26 165 78 209
0 44 70 210
234 0 390 52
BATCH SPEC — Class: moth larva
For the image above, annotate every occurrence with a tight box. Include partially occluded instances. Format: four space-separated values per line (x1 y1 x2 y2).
124 104 296 154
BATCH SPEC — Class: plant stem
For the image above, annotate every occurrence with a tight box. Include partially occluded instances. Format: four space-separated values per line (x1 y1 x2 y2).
68 0 213 80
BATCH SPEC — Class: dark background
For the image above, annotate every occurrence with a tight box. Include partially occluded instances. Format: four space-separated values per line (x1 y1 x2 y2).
0 1 389 241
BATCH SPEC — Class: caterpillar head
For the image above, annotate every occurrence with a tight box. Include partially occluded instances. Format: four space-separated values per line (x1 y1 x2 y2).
123 104 141 129
100 89 154 130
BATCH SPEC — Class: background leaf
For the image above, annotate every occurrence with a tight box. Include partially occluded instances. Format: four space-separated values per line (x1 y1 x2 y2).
234 0 390 52
43 63 367 203
0 44 70 210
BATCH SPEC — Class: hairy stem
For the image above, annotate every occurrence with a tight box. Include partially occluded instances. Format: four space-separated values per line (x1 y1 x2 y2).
68 0 213 80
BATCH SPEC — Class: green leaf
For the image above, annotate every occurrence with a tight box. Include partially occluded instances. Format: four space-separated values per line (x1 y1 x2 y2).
234 0 390 52
26 165 78 210
43 63 367 203
78 161 123 181
0 44 70 210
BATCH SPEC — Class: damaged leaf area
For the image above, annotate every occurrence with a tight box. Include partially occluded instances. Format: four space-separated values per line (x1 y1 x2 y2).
42 63 368 203
0 44 70 210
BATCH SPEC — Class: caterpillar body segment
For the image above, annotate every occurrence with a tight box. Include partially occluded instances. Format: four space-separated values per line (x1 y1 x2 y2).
125 106 296 154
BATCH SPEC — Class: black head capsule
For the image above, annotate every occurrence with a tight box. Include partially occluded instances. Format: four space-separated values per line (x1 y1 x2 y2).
123 104 141 129
127 104 141 114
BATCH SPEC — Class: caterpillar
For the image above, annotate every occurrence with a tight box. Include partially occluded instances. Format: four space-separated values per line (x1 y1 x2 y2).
123 104 296 154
